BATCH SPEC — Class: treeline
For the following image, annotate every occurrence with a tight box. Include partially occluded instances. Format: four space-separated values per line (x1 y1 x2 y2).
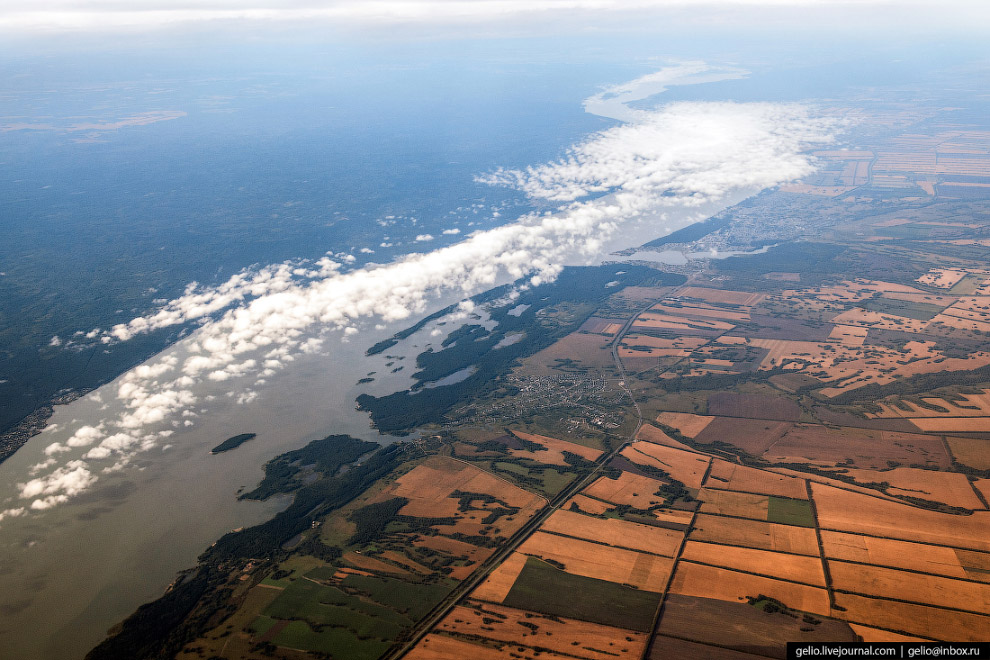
211 442 412 561
365 283 516 356
210 432 256 454
347 496 410 545
359 265 684 433
85 566 222 660
240 434 378 500
86 441 418 659
829 364 990 406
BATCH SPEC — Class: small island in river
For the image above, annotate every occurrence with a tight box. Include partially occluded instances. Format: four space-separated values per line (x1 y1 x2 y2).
210 433 257 454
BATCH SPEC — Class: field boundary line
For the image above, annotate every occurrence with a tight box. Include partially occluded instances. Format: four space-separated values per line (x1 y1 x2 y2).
675 558 828 589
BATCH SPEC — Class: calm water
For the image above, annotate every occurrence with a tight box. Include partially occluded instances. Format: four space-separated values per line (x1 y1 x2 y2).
0 192 740 659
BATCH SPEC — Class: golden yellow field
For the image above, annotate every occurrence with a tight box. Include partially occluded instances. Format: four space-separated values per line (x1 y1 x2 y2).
565 494 613 514
689 513 820 555
810 483 990 551
405 632 577 660
829 561 990 613
705 461 808 500
516 531 673 592
652 508 695 526
838 466 985 509
632 312 735 332
874 390 990 418
848 624 933 643
414 536 494 580
655 412 714 438
670 562 831 616
909 417 990 433
820 531 971 579
975 479 990 505
540 509 683 556
917 268 967 288
432 601 648 660
833 593 990 642
582 471 667 509
636 423 698 451
470 553 529 603
680 541 826 586
828 324 869 345
621 442 710 489
394 456 544 511
509 429 603 465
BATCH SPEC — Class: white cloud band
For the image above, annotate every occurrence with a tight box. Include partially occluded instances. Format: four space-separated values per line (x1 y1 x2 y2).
9 96 836 517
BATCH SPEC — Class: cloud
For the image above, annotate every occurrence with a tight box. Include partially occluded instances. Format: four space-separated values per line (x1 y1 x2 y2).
415 234 435 242
442 228 461 235
18 68 837 517
18 460 97 510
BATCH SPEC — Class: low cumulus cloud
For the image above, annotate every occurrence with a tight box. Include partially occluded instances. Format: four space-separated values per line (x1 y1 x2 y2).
5 73 837 518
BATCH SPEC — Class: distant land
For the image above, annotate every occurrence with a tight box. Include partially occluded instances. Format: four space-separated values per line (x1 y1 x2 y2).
88 117 990 660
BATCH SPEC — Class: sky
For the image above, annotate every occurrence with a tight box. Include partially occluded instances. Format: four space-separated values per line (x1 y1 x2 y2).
1 0 988 38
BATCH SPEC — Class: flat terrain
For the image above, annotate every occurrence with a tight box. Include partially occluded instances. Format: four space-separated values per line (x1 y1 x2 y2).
94 124 990 660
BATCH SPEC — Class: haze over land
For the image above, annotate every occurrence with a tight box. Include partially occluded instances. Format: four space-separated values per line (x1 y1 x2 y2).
1 1 990 659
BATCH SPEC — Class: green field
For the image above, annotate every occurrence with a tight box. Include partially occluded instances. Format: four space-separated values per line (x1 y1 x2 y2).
263 579 411 638
857 297 946 321
340 574 452 620
767 497 815 528
270 620 391 660
502 557 662 631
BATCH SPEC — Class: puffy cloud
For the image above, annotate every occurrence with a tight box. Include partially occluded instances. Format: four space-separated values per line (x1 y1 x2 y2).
17 72 837 517
65 424 104 447
415 234 435 242
18 460 97 509
0 507 25 523
442 228 461 235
